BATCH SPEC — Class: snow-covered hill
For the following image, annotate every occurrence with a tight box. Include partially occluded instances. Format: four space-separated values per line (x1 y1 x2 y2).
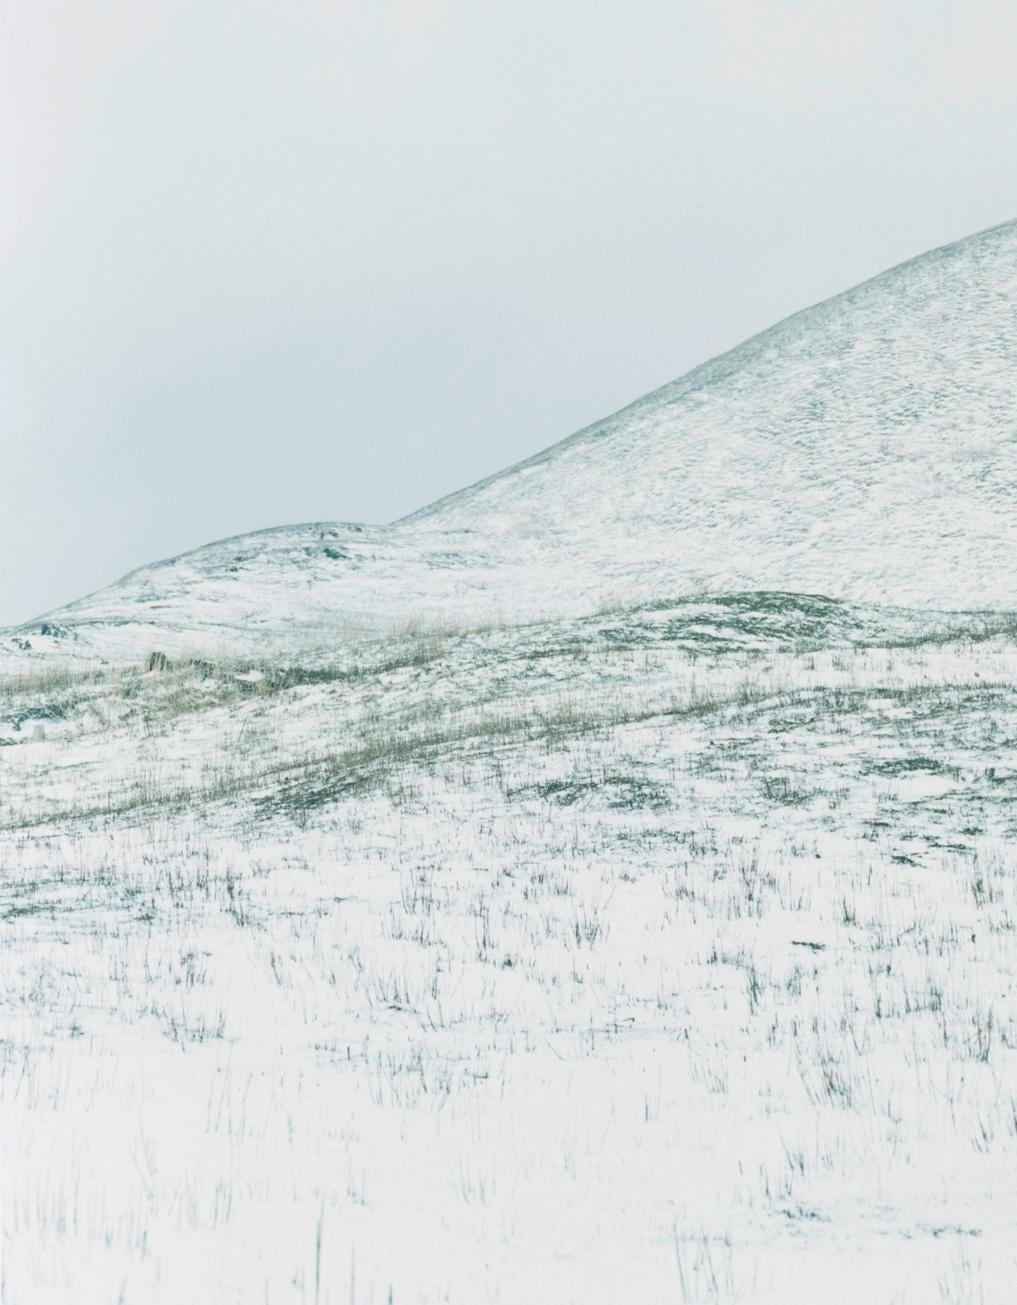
407 217 1017 607
5 218 1017 666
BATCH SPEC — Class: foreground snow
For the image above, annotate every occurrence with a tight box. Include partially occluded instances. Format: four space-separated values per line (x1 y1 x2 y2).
3 596 1017 1302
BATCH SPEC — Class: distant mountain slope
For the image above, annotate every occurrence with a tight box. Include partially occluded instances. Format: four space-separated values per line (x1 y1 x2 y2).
405 218 1017 609
4 218 1016 664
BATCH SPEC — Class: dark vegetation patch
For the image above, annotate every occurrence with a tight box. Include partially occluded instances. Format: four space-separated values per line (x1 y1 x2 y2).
863 756 957 778
250 707 587 821
512 773 671 812
760 774 817 806
5 702 68 732
593 592 1017 658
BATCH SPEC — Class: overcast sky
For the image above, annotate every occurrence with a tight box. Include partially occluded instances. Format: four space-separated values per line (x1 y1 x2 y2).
3 0 1016 625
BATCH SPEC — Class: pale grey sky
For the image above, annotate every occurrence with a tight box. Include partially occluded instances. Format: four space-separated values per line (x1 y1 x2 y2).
3 0 1016 625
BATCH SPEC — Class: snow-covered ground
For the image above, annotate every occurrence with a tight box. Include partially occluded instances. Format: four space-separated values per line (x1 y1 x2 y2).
4 598 1017 1302
3 221 1017 1302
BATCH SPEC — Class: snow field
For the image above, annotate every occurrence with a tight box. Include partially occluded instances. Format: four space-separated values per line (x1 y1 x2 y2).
3 604 1017 1302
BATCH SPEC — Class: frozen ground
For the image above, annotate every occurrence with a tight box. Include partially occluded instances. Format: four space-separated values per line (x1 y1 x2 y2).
3 219 1017 1302
3 595 1017 1303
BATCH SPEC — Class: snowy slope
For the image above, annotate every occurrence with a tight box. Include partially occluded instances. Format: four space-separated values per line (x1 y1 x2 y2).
4 217 1017 662
406 217 1017 607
